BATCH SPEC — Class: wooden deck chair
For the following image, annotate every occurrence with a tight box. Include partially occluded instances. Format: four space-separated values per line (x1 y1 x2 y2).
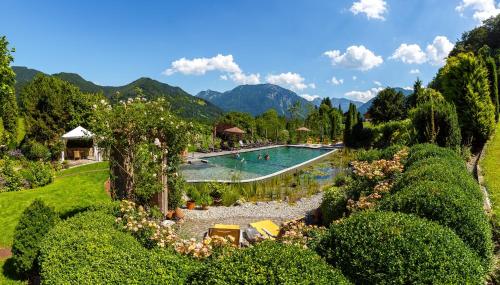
306 137 313 145
249 220 280 239
73 150 81 160
208 224 241 246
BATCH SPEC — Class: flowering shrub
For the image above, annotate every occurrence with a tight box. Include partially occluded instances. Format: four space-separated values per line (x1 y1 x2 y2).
116 200 234 259
346 148 407 211
277 220 326 249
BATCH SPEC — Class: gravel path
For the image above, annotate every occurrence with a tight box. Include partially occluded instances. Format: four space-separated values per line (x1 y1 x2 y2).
177 193 323 239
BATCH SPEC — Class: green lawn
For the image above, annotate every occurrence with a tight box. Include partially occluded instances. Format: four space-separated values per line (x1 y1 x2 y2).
0 162 110 248
481 123 500 218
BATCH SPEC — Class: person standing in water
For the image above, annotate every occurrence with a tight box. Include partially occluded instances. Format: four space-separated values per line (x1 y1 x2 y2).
264 153 270 160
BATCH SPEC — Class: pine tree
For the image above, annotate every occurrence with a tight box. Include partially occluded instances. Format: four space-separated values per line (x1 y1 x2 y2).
0 36 19 140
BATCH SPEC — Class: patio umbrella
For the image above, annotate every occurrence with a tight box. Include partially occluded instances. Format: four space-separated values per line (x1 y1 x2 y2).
296 127 310 132
296 127 310 143
224 127 246 134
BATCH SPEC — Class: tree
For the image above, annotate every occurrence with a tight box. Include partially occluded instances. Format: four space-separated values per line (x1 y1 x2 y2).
450 14 500 56
321 97 332 108
485 57 499 121
368 88 406 124
437 52 495 144
329 108 343 141
19 74 102 157
343 103 359 146
0 36 19 142
406 78 423 109
411 99 461 148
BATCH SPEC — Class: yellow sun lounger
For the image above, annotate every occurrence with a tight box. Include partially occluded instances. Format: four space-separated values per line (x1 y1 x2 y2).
208 224 241 246
249 220 280 239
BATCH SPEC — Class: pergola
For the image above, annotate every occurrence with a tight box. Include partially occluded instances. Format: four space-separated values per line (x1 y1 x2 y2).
61 126 102 162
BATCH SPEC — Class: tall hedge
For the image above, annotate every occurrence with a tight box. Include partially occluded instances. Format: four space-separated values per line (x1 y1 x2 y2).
190 241 351 285
321 186 348 226
11 199 59 277
379 180 492 269
410 100 461 148
405 143 463 167
318 211 485 284
39 211 198 284
437 52 495 144
486 57 499 121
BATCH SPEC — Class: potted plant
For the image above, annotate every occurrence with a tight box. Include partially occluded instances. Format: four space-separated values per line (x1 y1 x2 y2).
197 192 213 210
186 186 199 210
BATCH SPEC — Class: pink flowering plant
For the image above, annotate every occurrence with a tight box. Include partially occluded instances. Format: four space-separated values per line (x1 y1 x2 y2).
277 220 326 249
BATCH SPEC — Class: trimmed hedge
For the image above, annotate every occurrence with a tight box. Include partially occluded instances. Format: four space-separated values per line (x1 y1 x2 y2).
379 180 492 268
11 199 59 277
321 187 348 226
394 158 483 203
39 211 198 284
189 241 351 285
318 211 484 284
405 143 462 167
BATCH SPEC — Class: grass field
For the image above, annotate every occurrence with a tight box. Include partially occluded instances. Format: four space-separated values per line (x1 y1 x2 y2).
481 123 500 218
0 162 110 248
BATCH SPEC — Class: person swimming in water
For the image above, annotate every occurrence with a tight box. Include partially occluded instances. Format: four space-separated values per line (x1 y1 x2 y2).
257 154 262 160
264 153 270 160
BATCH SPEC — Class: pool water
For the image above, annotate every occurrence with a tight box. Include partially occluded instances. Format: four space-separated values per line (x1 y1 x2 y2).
181 146 335 182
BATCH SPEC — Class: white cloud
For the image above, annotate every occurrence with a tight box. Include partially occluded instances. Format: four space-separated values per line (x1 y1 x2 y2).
352 76 358 81
373 80 382 86
300 94 320 101
163 54 260 84
456 0 500 23
330 76 344 85
426 36 454 65
324 45 383 71
266 72 310 90
350 0 388 20
308 83 317 89
229 72 261 84
344 87 384 102
389 44 427 64
390 36 454 66
409 69 420 74
403 86 413 90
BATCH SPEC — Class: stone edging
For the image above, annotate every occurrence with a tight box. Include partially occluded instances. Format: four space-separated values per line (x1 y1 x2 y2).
476 142 492 213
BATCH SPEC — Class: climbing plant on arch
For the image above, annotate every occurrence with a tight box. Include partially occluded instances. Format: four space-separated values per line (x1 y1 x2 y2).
91 97 193 214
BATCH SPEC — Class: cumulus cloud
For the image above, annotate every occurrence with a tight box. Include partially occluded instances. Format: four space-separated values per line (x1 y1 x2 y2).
300 94 321 101
352 76 358 81
163 54 260 84
266 72 311 91
324 45 383 71
456 0 500 23
390 36 454 66
410 69 420 74
344 87 384 102
373 80 382 86
350 0 388 20
389 44 427 64
426 36 454 65
330 76 344 85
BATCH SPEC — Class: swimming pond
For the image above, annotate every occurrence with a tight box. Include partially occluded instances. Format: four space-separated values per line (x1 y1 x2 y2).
181 146 336 182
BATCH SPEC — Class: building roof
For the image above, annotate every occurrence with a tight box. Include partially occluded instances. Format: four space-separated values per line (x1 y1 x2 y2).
62 126 94 140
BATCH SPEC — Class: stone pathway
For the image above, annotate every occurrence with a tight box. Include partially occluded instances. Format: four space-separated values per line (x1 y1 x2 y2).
177 193 323 239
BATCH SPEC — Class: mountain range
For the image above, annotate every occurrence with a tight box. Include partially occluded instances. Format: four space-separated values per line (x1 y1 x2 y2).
13 66 412 121
357 87 413 114
12 66 223 122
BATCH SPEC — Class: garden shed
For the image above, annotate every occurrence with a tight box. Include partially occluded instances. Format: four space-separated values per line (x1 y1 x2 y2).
61 126 102 162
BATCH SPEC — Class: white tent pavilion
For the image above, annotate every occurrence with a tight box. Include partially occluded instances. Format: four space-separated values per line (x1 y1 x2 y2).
61 126 101 162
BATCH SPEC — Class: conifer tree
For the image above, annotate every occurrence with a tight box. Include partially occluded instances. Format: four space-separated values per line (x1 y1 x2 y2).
0 36 19 141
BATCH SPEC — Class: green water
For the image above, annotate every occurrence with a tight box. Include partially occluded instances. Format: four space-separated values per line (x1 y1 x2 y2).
181 146 333 181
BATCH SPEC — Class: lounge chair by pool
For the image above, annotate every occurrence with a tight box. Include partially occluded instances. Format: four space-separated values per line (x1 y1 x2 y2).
208 224 241 246
249 220 280 239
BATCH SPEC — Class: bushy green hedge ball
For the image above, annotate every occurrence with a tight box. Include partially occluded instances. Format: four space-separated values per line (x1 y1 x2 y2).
321 186 348 226
189 241 351 285
11 199 59 276
318 211 484 284
379 180 492 269
39 211 198 284
405 143 462 167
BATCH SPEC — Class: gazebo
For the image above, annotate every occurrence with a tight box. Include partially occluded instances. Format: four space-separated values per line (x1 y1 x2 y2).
61 126 102 162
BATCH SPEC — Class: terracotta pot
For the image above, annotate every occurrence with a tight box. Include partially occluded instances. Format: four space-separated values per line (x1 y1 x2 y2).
166 210 175 219
186 200 196 210
175 207 185 219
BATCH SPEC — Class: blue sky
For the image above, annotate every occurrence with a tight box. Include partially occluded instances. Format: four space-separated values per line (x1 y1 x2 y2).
2 0 499 102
